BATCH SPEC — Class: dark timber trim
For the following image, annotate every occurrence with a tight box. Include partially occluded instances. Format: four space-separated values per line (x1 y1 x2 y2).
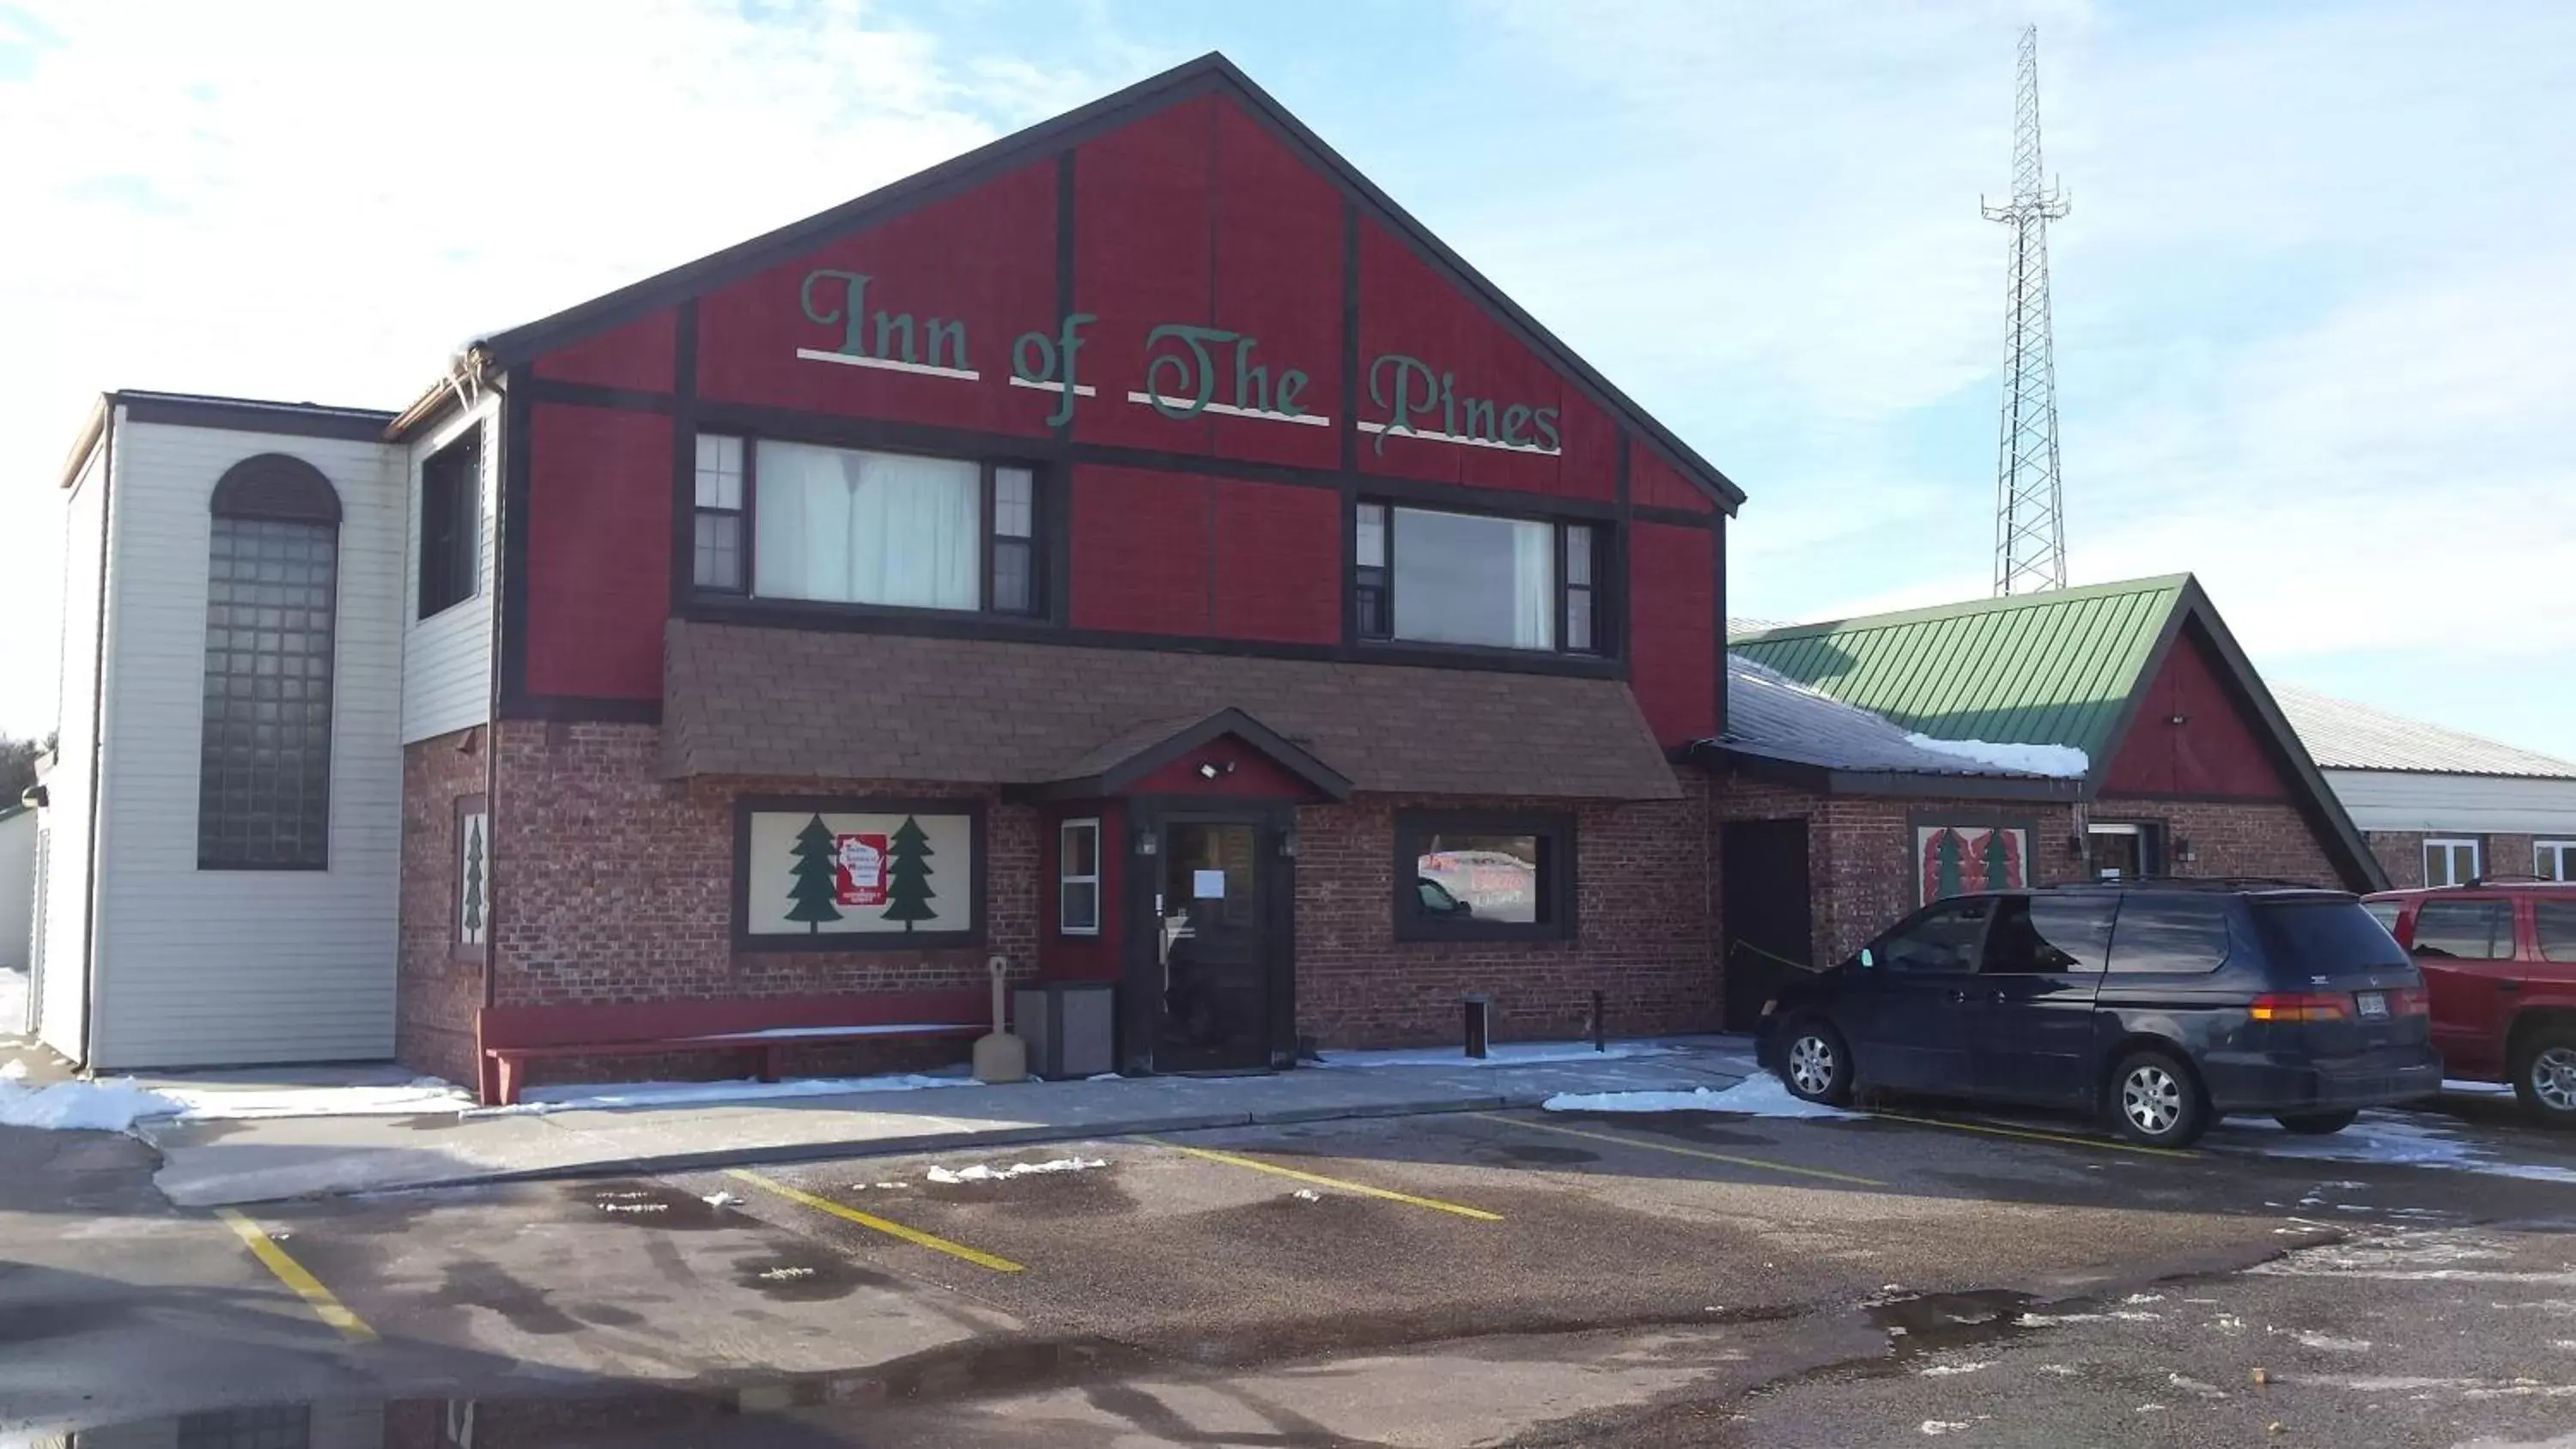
495 368 536 716
461 53 1741 512
1017 707 1353 802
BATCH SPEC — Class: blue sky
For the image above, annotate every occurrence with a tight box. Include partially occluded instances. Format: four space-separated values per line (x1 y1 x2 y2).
3 0 2570 757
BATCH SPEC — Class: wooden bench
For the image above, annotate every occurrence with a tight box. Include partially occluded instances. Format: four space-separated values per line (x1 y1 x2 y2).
473 991 989 1106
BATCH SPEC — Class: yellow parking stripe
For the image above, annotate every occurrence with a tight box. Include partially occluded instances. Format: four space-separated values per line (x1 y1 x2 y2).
1137 1137 1504 1221
722 1169 1024 1272
216 1209 376 1341
1474 1112 1887 1186
1866 1109 2197 1159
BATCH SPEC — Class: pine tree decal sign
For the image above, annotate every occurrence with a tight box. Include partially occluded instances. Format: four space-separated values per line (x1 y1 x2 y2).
787 813 845 932
881 814 938 931
460 815 486 943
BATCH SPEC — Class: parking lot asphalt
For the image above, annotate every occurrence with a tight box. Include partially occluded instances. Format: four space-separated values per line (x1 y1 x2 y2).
10 1093 2576 1446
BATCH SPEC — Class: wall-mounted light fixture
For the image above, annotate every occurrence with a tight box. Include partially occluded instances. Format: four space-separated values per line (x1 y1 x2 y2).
1135 829 1158 858
1279 828 1299 859
1196 760 1236 780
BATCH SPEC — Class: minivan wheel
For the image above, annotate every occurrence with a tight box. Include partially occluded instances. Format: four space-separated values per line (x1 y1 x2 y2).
2275 1110 2360 1135
2109 1050 2209 1149
1778 1020 1854 1106
2512 1032 2576 1127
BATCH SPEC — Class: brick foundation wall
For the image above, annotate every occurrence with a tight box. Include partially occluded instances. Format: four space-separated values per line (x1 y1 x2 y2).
397 728 488 1085
396 720 1724 1083
2364 829 2546 888
1294 774 1717 1048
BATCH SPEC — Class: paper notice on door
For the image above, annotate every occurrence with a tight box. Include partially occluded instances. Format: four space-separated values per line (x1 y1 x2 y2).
1192 869 1226 900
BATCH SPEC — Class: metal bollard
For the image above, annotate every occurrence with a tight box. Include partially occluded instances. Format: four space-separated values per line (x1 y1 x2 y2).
1591 990 1607 1052
1463 993 1491 1059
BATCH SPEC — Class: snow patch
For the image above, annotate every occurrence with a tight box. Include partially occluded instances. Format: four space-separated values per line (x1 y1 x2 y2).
702 1191 740 1208
2295 1332 2373 1352
1919 1421 1970 1436
0 1058 25 1081
1901 734 2088 778
1292 1188 1322 1202
0 1076 183 1131
1919 1361 1991 1377
1314 1039 1684 1070
476 1071 981 1116
0 968 25 1035
1543 1074 1860 1119
2215 1111 2576 1185
155 1077 476 1121
925 1156 1106 1185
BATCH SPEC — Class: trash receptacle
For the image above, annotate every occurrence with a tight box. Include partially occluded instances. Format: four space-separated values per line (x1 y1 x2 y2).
1013 981 1117 1080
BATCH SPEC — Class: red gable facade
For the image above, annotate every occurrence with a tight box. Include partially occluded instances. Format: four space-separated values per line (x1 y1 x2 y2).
392 56 1741 1094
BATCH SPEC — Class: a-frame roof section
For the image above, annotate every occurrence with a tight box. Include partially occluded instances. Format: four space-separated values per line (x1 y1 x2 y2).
462 52 1740 512
1735 575 2383 889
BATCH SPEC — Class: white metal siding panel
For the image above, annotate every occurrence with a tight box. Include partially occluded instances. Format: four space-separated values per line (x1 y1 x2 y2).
36 444 107 1061
0 811 33 973
401 397 500 743
88 420 406 1069
2325 769 2576 836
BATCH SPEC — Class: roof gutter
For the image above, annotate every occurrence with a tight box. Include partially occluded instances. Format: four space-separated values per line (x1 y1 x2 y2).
54 395 109 491
386 345 495 442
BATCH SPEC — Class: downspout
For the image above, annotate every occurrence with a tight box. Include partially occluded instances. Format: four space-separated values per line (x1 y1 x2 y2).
75 405 117 1071
480 379 506 1016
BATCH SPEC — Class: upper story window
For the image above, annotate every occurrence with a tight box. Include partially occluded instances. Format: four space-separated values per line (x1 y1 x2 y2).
418 426 483 619
692 435 1044 617
200 455 340 870
1355 500 1606 654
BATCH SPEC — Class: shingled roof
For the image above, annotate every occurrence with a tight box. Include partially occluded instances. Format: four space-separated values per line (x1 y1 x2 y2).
661 622 1683 801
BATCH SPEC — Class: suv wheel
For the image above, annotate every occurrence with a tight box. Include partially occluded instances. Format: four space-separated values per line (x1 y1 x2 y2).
2513 1031 2576 1127
2109 1050 2209 1149
1777 1020 1854 1106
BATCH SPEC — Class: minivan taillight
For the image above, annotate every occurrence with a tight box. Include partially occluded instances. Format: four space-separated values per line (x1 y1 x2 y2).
2390 987 2429 1016
2248 992 2353 1022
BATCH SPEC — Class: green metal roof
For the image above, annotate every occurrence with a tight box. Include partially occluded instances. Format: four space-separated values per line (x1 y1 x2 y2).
1729 575 2192 767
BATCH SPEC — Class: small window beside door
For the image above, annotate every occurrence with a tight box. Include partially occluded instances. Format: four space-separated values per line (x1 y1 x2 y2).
1058 818 1100 937
1394 810 1573 941
2425 838 2482 888
2410 899 2513 959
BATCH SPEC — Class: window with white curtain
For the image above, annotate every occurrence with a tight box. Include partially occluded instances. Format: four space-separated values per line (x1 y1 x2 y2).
1358 501 1606 654
752 440 982 610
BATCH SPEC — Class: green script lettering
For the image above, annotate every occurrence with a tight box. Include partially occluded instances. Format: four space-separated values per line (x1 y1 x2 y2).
799 270 870 355
1368 355 1438 453
1143 324 1236 420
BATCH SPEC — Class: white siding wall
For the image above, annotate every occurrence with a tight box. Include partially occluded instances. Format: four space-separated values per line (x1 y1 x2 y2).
35 446 107 1060
88 418 406 1068
0 810 33 973
401 395 501 743
2328 769 2576 835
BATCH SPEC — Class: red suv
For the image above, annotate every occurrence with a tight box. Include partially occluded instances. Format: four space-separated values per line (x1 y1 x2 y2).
2366 882 2576 1124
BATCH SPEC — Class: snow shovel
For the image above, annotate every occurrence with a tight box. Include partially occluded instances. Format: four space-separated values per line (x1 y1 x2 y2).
973 955 1028 1084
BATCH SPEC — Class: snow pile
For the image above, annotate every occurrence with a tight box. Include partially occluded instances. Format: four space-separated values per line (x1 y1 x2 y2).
926 1156 1106 1184
1 1058 24 1081
1543 1073 1860 1119
0 1075 184 1131
1315 1039 1684 1070
2216 1112 2576 1185
1902 734 2089 778
475 1070 981 1116
0 967 27 1035
157 1077 476 1121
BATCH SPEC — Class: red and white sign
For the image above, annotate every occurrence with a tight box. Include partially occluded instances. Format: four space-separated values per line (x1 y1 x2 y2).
834 833 889 906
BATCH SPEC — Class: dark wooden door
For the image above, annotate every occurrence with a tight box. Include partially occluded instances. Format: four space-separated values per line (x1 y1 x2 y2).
1154 821 1271 1071
1721 818 1815 1031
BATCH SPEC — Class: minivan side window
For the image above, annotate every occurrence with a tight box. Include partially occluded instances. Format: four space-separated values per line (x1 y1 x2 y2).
2537 902 2576 963
2105 896 2232 973
1984 895 2116 973
1876 898 1994 974
2411 900 2513 960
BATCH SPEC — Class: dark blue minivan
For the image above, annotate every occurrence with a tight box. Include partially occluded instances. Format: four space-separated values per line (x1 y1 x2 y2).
1756 883 2442 1147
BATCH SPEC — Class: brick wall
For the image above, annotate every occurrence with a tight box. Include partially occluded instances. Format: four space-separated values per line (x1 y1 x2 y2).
2098 796 2342 888
1294 773 1717 1047
398 728 488 1084
2365 829 2545 888
396 721 1724 1081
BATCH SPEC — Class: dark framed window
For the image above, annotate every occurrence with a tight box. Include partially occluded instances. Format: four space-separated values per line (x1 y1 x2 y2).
199 454 340 871
1871 896 1993 974
692 433 747 592
2537 901 2576 963
1394 809 1575 941
694 433 1048 617
2410 898 2513 960
1983 894 2118 973
1059 816 1100 935
1354 500 1609 655
2104 895 2233 974
418 426 482 619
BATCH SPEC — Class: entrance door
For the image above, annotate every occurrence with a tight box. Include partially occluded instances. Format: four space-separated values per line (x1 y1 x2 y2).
1155 821 1270 1072
1721 819 1814 1031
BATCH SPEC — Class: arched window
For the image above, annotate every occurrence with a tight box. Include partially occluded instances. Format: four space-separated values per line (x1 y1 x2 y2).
199 454 341 870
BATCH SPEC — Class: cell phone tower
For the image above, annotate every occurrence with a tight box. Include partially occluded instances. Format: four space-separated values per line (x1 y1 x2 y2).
1984 24 2072 596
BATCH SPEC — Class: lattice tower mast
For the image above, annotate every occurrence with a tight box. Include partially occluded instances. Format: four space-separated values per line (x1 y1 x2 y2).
1984 24 2072 595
